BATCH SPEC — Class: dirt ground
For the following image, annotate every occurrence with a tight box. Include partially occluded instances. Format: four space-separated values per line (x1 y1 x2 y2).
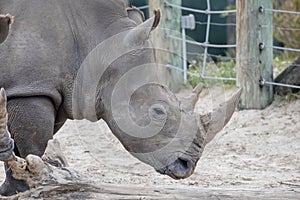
0 88 299 199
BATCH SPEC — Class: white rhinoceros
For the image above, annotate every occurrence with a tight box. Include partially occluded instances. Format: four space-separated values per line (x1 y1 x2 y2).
0 0 241 196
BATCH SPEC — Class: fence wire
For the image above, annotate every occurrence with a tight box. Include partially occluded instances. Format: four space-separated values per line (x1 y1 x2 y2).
166 64 200 78
273 26 300 31
268 45 300 53
137 1 300 90
263 81 300 89
187 52 236 61
137 5 149 10
164 0 237 81
196 21 236 27
168 34 237 49
164 0 237 15
263 6 300 90
265 8 300 15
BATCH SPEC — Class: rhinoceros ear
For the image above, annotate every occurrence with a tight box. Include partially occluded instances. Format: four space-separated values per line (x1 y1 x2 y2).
200 88 242 144
127 7 145 25
151 9 161 31
0 14 14 44
125 9 161 45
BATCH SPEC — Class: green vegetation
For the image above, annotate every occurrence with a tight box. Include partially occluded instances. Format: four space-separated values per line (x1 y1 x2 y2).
273 0 300 59
273 55 298 78
187 54 298 89
186 0 300 91
187 55 236 88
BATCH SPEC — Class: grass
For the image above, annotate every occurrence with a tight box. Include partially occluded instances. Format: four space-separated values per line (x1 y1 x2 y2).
187 53 298 90
187 54 236 88
273 55 298 78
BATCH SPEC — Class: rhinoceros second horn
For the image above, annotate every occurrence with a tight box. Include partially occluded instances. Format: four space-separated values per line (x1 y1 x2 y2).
200 88 242 144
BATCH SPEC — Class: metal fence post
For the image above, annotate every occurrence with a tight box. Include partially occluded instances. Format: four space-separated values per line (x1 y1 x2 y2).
181 27 187 84
181 14 195 84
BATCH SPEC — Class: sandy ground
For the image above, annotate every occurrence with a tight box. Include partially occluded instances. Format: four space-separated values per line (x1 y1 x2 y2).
0 88 300 198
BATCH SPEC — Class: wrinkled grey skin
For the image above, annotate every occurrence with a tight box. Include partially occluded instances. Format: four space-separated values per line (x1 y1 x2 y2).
0 0 241 196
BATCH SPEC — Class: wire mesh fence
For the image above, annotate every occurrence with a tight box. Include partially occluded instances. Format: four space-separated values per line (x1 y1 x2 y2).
136 0 300 90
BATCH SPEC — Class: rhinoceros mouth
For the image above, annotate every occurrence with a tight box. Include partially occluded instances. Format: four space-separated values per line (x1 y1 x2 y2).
156 158 194 180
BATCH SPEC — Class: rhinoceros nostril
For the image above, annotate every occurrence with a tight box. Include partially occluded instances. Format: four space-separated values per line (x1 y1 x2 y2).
177 158 189 170
156 158 193 179
169 158 194 179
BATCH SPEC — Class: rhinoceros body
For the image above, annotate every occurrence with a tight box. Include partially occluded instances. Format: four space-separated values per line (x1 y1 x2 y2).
0 0 241 196
0 0 131 120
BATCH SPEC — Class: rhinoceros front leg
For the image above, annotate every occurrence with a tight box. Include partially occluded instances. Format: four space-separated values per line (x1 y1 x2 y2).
0 89 56 196
0 89 14 161
0 88 29 196
7 96 55 158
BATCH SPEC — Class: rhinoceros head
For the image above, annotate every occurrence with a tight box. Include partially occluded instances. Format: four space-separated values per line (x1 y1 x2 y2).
76 9 241 180
103 80 241 179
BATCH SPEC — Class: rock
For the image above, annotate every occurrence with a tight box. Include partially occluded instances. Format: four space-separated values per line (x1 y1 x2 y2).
275 56 300 95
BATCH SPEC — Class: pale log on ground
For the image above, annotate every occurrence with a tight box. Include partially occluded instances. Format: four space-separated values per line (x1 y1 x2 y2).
1 139 299 200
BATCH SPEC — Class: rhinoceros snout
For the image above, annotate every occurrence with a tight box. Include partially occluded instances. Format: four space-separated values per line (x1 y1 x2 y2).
157 158 194 180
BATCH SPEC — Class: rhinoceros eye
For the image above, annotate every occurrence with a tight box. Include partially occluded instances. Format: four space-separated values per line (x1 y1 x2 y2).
153 107 165 115
149 104 167 121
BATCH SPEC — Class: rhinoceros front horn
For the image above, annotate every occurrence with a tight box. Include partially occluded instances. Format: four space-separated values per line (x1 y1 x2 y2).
200 88 242 144
0 14 14 44
125 9 161 45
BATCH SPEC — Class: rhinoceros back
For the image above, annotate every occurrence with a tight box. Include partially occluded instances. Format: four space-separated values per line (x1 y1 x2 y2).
0 0 129 112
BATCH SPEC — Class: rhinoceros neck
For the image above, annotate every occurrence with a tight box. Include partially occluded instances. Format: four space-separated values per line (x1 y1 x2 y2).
64 2 139 122
71 25 140 121
0 0 135 122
